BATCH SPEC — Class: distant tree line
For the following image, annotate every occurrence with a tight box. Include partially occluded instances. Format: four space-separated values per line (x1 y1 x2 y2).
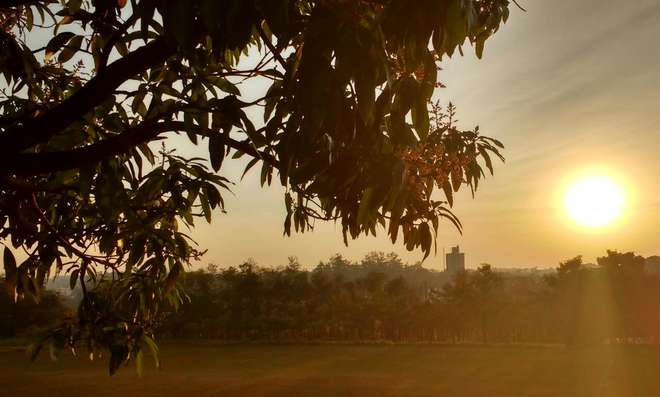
0 287 69 339
2 250 658 345
153 250 660 345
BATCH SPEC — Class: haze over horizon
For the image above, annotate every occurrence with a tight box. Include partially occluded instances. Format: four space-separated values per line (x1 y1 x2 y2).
183 0 660 270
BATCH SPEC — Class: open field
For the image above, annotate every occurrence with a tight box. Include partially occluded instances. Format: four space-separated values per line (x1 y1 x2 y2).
2 343 660 396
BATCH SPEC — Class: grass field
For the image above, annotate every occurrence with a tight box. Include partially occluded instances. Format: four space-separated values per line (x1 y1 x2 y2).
2 342 660 396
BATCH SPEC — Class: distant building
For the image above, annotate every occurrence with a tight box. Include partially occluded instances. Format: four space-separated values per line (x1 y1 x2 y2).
445 246 465 274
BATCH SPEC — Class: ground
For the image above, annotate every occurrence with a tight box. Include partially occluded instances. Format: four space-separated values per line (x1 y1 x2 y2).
1 342 660 396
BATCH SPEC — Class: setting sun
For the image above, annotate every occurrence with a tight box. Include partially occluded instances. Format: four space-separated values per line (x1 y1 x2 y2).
564 175 626 228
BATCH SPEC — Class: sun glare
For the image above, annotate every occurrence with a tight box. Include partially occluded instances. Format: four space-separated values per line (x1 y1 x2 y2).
564 175 625 229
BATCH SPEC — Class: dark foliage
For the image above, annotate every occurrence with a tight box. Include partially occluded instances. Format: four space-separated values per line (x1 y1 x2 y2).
0 279 69 338
1 0 511 373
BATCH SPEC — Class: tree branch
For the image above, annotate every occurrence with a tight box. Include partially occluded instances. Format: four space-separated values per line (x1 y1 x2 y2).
0 0 48 8
0 175 74 192
97 13 140 73
0 37 177 153
0 120 279 175
0 119 171 175
166 121 280 168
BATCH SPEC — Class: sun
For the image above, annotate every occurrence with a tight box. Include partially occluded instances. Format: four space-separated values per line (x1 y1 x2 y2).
564 175 625 228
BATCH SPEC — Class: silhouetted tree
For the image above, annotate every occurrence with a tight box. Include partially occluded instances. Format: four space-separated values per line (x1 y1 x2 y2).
0 0 511 373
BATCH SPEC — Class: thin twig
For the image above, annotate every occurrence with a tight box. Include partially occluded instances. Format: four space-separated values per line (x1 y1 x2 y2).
256 24 288 70
30 193 121 273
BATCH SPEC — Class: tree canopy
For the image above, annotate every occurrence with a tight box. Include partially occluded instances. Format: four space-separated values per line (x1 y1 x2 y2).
0 0 511 373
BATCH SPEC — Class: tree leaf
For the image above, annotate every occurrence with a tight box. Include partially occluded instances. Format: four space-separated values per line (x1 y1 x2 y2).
357 187 375 226
212 77 241 96
57 35 83 63
209 134 225 172
141 334 160 369
442 179 454 207
69 269 79 290
45 32 76 62
355 72 376 125
3 247 17 294
411 98 430 139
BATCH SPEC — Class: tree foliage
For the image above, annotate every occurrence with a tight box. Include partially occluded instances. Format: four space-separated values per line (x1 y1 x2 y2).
1 0 511 373
0 279 69 338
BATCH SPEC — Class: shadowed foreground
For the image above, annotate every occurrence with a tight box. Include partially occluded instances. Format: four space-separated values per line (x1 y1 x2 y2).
1 344 660 397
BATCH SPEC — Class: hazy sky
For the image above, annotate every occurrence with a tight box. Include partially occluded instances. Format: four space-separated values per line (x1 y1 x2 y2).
182 0 660 270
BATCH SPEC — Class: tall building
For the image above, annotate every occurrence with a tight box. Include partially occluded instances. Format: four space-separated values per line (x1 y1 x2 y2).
445 246 465 274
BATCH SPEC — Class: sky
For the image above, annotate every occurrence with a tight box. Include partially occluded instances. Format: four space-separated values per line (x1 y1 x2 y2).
183 0 660 270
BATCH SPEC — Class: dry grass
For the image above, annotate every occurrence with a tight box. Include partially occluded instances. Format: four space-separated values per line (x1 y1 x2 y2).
1 343 660 396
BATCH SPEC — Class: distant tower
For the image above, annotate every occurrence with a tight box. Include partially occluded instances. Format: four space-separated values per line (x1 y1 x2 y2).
445 246 465 274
